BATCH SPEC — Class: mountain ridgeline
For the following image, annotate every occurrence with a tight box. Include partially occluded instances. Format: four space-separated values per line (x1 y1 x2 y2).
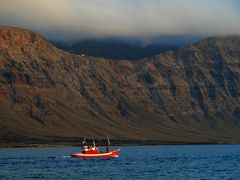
0 25 240 145
51 39 178 60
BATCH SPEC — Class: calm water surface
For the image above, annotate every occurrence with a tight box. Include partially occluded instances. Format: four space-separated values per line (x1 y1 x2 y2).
0 145 240 179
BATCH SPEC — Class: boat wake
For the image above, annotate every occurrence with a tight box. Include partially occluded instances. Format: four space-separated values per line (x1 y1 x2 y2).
63 155 71 159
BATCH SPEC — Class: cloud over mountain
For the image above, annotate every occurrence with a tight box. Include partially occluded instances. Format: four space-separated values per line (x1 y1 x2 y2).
1 0 240 40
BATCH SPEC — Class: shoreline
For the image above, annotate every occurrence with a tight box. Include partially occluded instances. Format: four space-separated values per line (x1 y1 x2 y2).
1 140 239 148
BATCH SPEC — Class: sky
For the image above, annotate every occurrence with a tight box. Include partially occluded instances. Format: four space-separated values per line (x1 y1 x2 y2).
1 0 240 43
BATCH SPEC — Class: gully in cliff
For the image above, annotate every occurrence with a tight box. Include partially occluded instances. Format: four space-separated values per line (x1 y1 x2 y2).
71 136 120 158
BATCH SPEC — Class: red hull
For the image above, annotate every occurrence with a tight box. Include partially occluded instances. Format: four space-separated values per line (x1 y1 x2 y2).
71 149 120 158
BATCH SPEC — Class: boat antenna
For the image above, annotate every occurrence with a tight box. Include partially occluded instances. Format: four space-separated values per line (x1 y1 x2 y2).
92 137 96 148
82 138 86 145
107 135 111 151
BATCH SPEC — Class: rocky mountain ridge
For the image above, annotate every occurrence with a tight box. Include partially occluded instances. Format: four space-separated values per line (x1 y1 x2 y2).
0 25 240 145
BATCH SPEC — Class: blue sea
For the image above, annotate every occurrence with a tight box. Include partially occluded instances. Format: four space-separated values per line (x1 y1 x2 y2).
0 145 240 179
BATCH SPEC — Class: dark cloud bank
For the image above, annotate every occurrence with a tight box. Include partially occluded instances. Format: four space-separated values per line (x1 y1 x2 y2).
1 0 240 59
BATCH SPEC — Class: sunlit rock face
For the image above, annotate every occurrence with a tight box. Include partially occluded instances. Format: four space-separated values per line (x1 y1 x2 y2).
0 25 240 144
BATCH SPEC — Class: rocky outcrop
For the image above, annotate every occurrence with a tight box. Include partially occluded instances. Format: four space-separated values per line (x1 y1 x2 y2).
0 25 240 145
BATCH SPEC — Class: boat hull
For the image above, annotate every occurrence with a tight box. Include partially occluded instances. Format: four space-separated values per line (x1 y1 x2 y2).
71 149 120 158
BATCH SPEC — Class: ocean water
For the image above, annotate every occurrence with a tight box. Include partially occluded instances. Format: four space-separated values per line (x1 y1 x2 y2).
0 145 240 180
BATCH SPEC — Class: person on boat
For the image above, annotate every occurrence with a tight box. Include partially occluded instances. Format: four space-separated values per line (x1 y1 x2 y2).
106 145 111 152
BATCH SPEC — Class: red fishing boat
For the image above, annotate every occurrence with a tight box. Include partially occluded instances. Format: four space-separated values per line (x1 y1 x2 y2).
71 136 120 158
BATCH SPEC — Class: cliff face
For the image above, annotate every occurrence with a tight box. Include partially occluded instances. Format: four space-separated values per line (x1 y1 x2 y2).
0 25 240 144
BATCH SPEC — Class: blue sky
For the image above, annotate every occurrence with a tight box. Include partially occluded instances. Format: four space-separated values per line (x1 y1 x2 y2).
1 0 240 41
